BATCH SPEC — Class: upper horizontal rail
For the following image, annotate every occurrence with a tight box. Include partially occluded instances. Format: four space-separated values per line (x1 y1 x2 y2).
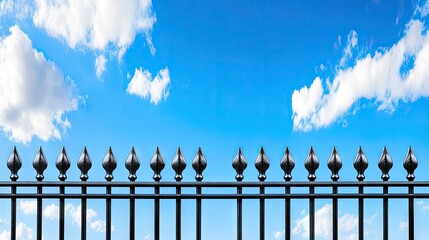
1 181 429 187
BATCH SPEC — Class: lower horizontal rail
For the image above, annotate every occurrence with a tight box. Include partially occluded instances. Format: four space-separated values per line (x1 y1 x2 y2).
1 193 428 199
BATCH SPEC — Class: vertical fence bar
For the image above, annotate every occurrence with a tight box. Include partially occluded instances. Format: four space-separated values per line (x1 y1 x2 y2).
78 147 91 240
408 186 414 240
172 147 186 240
192 147 206 240
255 147 269 240
126 147 140 240
237 186 242 240
332 186 338 240
102 147 117 240
328 147 341 240
196 185 202 240
130 186 135 240
59 185 65 240
280 147 294 240
106 185 112 240
155 185 160 240
383 186 388 240
285 186 291 240
259 186 265 240
11 185 16 240
176 186 182 240
37 185 43 240
309 186 315 240
305 147 318 240
81 186 87 240
358 186 364 240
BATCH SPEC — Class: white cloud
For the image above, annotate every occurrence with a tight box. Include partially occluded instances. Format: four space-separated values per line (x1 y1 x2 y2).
0 25 79 143
292 18 429 131
127 67 171 105
273 230 285 239
0 223 34 240
292 204 358 240
65 203 97 226
340 30 358 66
19 200 37 215
95 54 107 79
0 0 31 20
400 220 408 230
43 203 59 220
90 220 115 233
33 0 156 58
417 200 429 212
144 234 152 240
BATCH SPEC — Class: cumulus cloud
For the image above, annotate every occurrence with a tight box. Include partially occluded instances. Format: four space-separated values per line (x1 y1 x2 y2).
127 67 170 104
43 203 59 220
291 204 358 240
90 220 115 233
65 203 97 226
19 200 37 215
273 230 285 239
417 200 429 212
0 223 34 240
292 15 429 131
33 0 156 57
0 25 79 143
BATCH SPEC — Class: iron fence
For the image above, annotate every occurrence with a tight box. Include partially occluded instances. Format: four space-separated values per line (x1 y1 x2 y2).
1 146 427 240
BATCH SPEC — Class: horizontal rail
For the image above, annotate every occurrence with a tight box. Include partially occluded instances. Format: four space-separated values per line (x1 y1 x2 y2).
1 181 429 187
1 193 429 199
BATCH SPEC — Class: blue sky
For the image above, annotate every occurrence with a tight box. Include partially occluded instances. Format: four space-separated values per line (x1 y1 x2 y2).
1 0 429 239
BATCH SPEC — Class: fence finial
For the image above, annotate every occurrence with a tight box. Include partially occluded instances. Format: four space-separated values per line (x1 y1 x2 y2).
378 146 393 181
172 147 186 182
354 147 368 181
280 147 295 181
255 147 270 181
125 147 140 182
77 146 92 181
305 147 319 181
328 146 342 181
150 147 165 182
232 148 247 182
7 146 22 181
403 146 417 181
102 147 117 181
192 147 207 181
33 147 47 181
56 147 71 181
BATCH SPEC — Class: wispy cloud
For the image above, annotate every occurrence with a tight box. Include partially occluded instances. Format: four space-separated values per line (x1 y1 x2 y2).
292 9 429 131
19 200 37 215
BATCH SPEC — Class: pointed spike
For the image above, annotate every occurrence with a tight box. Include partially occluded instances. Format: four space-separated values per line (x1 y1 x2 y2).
403 146 418 181
192 147 207 181
33 147 48 181
255 147 270 181
125 147 140 182
353 146 368 181
378 146 393 181
77 146 92 181
172 147 187 182
280 147 295 181
304 146 319 181
56 146 71 181
102 147 117 181
232 147 247 182
327 146 342 181
150 147 165 182
7 146 22 181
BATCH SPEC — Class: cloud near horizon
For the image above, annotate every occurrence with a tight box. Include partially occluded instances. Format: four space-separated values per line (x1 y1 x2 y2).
292 10 429 131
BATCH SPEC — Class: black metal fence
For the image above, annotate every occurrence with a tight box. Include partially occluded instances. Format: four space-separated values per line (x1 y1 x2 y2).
0 146 427 240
